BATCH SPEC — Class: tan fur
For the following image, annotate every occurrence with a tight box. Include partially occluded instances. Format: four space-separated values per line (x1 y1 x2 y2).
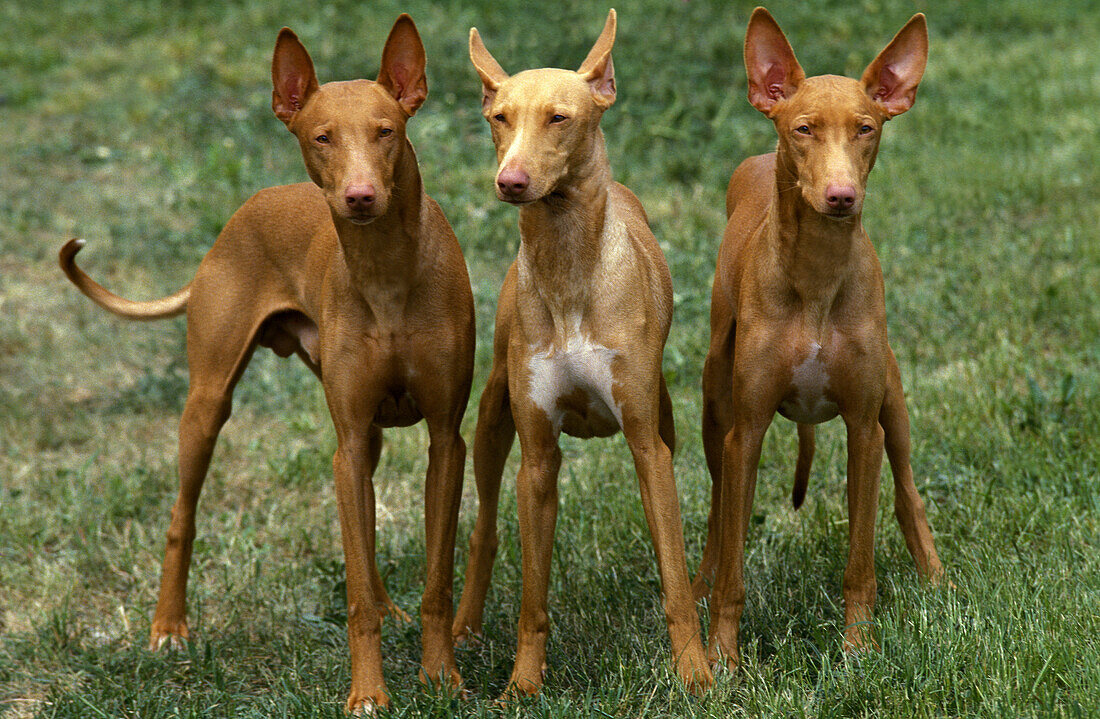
452 10 712 698
59 16 474 714
693 7 945 670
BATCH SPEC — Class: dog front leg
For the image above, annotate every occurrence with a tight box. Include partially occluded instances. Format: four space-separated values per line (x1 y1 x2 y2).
707 413 769 671
453 364 514 644
505 423 562 699
842 416 885 652
332 429 389 714
621 402 713 693
419 414 466 692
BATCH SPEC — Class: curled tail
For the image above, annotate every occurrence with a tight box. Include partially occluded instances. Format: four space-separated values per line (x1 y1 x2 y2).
792 423 815 509
59 239 189 321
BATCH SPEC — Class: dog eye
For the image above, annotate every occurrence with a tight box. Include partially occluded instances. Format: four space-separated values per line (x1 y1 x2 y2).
858 124 875 135
315 134 330 144
379 128 393 137
795 125 811 136
493 113 506 123
550 114 567 124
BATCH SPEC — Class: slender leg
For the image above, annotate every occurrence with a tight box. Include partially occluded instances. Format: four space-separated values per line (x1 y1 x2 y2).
361 426 411 624
842 417 885 652
694 319 735 600
149 386 234 648
880 353 944 583
149 329 255 650
418 414 466 690
706 415 769 669
322 359 391 715
332 434 390 713
504 417 561 698
622 399 713 693
453 365 514 643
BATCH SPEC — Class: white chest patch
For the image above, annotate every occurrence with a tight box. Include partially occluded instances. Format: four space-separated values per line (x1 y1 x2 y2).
779 342 839 424
526 328 622 436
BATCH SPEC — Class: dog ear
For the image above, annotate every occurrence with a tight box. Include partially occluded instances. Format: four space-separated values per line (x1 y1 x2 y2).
469 28 508 115
272 28 320 127
743 7 804 116
378 14 428 116
861 13 928 118
577 9 617 108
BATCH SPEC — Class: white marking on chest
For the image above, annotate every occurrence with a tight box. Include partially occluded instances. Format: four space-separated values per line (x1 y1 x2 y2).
780 342 839 424
527 320 622 434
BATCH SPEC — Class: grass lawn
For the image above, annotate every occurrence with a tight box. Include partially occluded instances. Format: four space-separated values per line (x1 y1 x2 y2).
2 0 1098 716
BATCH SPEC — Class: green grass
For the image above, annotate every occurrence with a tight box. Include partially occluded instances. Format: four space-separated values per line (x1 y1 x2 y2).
2 0 1099 716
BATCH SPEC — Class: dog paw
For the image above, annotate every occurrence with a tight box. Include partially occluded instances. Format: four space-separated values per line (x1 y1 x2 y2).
451 626 484 647
842 623 879 653
705 623 741 673
148 622 189 651
924 565 956 591
675 648 714 694
497 662 547 703
379 600 412 625
346 688 390 717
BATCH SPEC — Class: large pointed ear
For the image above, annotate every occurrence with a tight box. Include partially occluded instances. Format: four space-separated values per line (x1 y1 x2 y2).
469 28 508 114
272 28 320 127
377 14 428 116
577 9 617 108
860 13 928 118
743 7 804 117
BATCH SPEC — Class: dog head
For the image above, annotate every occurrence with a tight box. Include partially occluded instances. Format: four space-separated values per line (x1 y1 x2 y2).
744 7 927 218
272 15 427 224
469 10 618 204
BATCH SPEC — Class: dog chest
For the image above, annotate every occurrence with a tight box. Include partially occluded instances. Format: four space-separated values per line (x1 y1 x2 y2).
525 332 622 438
777 341 840 424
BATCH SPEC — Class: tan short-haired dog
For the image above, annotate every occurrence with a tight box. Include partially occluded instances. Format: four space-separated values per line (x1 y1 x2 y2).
60 16 474 713
451 9 713 698
694 8 946 668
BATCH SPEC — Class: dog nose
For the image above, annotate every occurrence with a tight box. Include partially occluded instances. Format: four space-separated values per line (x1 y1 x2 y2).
496 169 530 198
345 184 376 209
825 184 856 212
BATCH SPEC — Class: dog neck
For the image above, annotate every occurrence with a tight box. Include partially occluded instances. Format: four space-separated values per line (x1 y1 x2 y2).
332 141 425 291
769 143 863 304
515 131 612 311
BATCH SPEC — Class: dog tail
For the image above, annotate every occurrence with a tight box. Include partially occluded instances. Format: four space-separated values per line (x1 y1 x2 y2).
792 423 815 509
59 239 189 320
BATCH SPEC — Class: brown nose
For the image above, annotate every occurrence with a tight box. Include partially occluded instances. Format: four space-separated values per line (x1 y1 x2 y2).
825 184 856 212
345 184 376 210
496 168 530 199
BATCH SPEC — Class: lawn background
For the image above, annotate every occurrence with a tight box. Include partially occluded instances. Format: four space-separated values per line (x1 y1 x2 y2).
1 0 1098 716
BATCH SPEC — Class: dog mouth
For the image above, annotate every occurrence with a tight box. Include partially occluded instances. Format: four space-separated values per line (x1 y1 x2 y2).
499 195 536 205
339 206 383 224
497 187 563 206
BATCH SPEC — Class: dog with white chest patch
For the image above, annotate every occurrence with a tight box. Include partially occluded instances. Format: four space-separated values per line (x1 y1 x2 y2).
693 7 947 669
449 9 713 699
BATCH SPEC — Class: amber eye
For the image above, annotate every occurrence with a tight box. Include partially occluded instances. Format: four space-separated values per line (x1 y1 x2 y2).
795 125 811 135
858 124 875 136
379 128 393 137
315 134 330 144
550 114 567 124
